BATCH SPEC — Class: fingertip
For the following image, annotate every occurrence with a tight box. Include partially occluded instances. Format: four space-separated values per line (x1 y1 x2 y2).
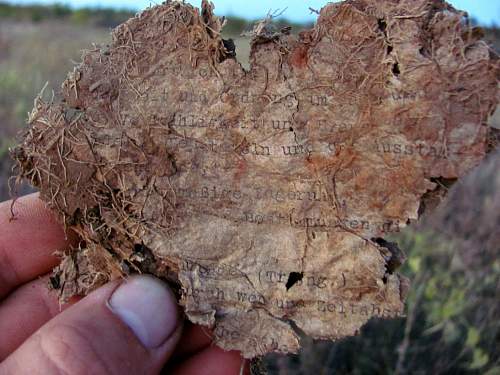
171 322 214 359
169 344 248 375
0 193 78 298
1 276 183 375
107 275 182 349
2 193 54 226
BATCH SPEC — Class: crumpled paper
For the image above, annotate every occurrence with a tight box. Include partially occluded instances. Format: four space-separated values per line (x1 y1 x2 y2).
12 0 498 358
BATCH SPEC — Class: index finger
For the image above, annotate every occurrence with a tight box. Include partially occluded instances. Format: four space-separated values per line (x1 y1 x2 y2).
0 193 73 298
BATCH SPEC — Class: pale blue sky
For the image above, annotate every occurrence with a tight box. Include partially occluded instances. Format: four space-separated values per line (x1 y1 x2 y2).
8 0 500 25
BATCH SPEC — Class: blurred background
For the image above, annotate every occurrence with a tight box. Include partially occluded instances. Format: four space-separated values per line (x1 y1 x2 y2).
0 1 499 373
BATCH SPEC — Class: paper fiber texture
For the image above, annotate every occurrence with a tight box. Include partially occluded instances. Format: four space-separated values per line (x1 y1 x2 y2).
13 0 498 358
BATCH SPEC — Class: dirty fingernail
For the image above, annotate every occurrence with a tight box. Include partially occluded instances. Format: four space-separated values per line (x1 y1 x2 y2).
108 275 179 348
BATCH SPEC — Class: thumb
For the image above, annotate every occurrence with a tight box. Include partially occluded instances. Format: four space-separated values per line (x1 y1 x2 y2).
1 275 183 374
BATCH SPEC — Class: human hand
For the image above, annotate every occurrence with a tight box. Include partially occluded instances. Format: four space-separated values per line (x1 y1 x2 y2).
0 193 248 374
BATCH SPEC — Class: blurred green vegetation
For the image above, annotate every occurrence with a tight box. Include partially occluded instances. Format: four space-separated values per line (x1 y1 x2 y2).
0 138 15 159
0 2 134 27
0 68 30 126
0 2 307 33
0 19 109 129
0 3 499 374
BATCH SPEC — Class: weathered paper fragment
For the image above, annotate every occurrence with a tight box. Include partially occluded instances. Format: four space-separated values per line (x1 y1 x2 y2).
12 0 499 358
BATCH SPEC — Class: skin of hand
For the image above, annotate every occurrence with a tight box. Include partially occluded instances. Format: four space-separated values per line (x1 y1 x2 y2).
0 193 248 374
